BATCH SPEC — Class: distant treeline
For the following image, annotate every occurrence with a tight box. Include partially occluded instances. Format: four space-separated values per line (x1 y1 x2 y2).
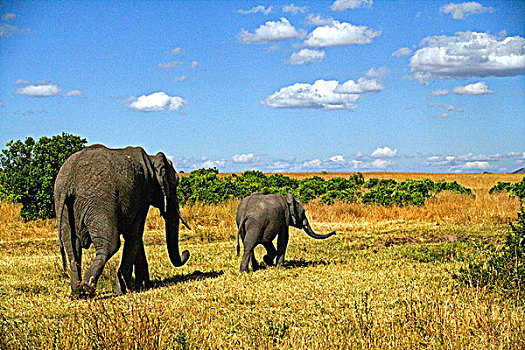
178 168 473 207
1 133 523 221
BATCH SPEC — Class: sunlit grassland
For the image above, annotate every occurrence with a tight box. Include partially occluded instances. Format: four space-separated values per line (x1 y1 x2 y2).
0 173 524 349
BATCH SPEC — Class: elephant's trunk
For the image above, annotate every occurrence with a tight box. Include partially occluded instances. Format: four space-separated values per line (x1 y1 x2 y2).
303 220 336 240
164 207 190 267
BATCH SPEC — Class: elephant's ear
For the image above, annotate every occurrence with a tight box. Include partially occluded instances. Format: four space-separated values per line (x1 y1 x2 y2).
285 193 298 226
153 152 170 214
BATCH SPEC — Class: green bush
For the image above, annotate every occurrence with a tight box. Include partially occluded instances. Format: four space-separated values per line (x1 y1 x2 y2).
178 168 234 205
360 178 471 207
456 205 525 298
489 177 525 199
0 133 87 221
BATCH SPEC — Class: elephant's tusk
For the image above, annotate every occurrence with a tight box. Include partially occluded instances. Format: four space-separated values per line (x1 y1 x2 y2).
178 209 192 231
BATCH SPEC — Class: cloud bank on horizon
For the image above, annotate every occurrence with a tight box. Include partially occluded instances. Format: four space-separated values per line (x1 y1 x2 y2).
1 0 524 173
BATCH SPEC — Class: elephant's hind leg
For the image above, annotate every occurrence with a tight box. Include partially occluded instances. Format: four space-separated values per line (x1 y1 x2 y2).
262 242 277 266
60 204 84 298
81 218 121 298
240 238 258 273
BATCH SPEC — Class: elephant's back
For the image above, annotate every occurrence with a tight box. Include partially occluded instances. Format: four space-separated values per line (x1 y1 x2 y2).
241 193 286 222
56 145 144 196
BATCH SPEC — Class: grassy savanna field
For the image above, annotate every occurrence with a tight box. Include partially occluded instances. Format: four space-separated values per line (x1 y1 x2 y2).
0 172 524 349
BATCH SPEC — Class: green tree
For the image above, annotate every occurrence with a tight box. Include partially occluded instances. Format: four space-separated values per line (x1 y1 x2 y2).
0 133 87 221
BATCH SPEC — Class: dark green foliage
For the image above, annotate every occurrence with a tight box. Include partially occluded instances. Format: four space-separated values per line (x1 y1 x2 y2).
320 189 360 205
489 177 525 199
435 181 473 195
178 168 234 205
361 178 472 207
456 205 525 297
0 133 87 221
177 170 472 208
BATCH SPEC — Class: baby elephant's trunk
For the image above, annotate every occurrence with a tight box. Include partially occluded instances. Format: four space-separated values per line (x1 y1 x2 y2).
303 221 336 239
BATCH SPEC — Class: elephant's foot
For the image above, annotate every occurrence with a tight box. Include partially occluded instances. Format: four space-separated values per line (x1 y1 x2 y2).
134 278 153 292
263 254 275 266
114 271 129 296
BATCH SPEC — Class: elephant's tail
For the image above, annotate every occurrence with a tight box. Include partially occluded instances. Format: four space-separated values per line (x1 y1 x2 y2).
56 194 69 275
56 192 75 276
236 218 247 257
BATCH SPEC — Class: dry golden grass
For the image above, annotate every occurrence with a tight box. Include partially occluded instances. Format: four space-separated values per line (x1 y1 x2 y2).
1 172 524 349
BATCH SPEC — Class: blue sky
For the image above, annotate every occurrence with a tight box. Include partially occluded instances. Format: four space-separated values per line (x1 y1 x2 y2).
0 0 524 173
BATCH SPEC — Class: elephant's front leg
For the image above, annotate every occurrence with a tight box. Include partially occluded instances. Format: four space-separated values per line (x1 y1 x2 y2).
114 238 141 295
275 229 289 268
133 242 152 291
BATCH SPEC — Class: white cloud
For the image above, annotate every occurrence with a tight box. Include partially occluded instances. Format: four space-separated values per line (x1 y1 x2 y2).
63 90 83 97
329 155 346 163
457 161 491 170
0 101 4 107
191 61 201 69
410 32 525 83
238 18 304 44
174 75 187 82
232 153 261 164
261 79 359 111
266 161 294 172
158 61 183 69
302 159 323 169
305 14 335 26
171 47 182 55
0 23 30 37
238 5 273 15
262 68 388 110
369 159 394 169
440 2 494 20
201 159 226 169
431 89 449 96
14 80 81 97
288 48 325 65
364 67 391 79
371 146 398 158
335 78 384 94
283 4 308 14
432 112 454 118
15 82 60 97
304 20 381 48
335 67 389 94
425 153 502 171
331 0 373 11
125 92 187 112
429 103 463 112
392 47 412 57
453 81 494 95
2 13 16 21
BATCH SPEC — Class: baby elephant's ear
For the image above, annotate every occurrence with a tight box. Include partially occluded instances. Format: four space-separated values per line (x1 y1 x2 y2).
285 193 298 225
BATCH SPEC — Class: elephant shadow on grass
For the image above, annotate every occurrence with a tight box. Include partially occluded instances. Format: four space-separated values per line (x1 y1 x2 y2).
283 259 331 269
95 270 224 300
153 270 224 288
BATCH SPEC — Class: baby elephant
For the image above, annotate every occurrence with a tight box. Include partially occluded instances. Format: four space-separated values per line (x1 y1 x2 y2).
236 193 335 272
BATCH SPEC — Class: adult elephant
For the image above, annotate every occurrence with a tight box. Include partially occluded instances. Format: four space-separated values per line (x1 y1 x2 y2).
54 144 191 298
236 193 335 272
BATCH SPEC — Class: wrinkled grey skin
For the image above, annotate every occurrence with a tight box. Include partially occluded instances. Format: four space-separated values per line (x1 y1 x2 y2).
236 193 335 272
54 144 191 298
